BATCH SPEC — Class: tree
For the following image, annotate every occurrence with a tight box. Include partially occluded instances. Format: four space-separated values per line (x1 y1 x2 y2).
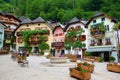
38 35 50 55
65 28 84 54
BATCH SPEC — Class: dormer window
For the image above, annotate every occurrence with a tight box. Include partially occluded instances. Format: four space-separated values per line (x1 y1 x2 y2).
93 20 96 23
38 24 40 26
26 25 29 27
101 17 105 21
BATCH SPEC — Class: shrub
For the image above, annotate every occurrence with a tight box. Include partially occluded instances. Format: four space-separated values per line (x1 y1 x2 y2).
109 56 116 62
99 57 104 62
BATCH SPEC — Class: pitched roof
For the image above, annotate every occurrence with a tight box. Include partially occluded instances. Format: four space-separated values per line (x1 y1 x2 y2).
52 24 64 34
32 17 45 23
68 17 79 23
64 17 85 31
85 12 116 28
18 16 26 21
0 11 5 15
92 12 104 18
20 18 32 24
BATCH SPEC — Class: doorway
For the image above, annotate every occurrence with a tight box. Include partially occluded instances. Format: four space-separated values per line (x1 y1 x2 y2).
104 52 109 62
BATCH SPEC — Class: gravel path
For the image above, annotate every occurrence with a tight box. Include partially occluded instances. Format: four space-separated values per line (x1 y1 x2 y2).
0 55 120 80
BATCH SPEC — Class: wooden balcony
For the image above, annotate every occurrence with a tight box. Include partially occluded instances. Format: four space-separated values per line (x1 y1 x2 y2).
92 33 105 39
28 40 41 45
97 42 103 46
1 20 19 26
105 42 111 45
90 44 95 46
5 28 14 32
52 42 64 47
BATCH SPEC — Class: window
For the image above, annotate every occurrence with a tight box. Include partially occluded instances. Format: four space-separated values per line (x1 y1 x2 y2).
101 17 105 21
106 38 110 42
38 24 40 26
59 33 62 36
34 36 38 41
93 20 96 23
0 18 3 20
105 25 109 31
18 37 23 43
91 40 95 44
8 26 11 29
60 39 62 42
26 25 29 27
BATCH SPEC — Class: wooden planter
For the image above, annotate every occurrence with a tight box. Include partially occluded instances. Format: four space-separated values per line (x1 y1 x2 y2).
69 54 77 62
107 64 120 73
69 68 91 80
77 62 94 73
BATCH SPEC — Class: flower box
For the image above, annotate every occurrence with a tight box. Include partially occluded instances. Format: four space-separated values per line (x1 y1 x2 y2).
69 54 77 62
77 62 94 73
69 68 91 80
107 63 120 73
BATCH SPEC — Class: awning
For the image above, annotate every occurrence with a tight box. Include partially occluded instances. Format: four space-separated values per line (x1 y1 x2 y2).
86 47 113 52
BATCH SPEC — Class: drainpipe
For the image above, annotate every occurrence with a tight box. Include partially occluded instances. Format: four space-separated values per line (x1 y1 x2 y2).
116 29 120 62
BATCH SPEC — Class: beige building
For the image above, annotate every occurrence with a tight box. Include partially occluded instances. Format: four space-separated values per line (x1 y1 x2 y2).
15 17 53 54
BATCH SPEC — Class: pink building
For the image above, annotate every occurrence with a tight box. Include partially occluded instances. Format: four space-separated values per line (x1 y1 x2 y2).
51 25 65 57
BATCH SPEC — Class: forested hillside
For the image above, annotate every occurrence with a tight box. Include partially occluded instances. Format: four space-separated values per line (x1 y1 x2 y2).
0 0 120 23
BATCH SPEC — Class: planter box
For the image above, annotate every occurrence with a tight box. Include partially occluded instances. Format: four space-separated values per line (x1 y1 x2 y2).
107 64 120 73
77 62 94 73
69 68 91 80
69 54 77 62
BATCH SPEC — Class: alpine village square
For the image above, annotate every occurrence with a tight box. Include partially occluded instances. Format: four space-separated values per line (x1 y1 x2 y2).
0 0 120 80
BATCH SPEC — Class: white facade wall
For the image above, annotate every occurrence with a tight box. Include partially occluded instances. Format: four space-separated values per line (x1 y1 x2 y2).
65 22 88 59
87 16 116 48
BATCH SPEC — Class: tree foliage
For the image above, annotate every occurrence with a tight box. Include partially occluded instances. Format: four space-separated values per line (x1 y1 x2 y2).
0 0 120 22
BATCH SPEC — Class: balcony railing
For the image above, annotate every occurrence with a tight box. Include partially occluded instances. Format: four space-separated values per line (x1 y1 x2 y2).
52 42 64 47
28 40 41 45
97 42 103 46
90 44 95 46
5 28 14 32
105 42 111 45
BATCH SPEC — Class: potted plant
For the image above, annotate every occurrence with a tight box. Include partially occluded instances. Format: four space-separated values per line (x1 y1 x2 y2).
69 66 91 80
109 56 116 62
99 57 104 62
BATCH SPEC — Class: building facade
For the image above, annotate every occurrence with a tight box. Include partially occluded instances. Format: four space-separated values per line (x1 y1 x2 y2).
64 17 88 59
85 12 118 62
52 25 65 57
0 11 20 50
15 17 53 54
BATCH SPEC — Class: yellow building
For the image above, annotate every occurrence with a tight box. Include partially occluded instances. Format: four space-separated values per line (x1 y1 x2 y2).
15 17 53 54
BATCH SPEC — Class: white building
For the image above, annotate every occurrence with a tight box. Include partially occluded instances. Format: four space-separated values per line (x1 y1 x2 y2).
64 17 88 59
85 12 118 62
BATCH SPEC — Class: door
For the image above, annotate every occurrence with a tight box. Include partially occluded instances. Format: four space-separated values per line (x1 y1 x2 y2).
104 52 109 62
